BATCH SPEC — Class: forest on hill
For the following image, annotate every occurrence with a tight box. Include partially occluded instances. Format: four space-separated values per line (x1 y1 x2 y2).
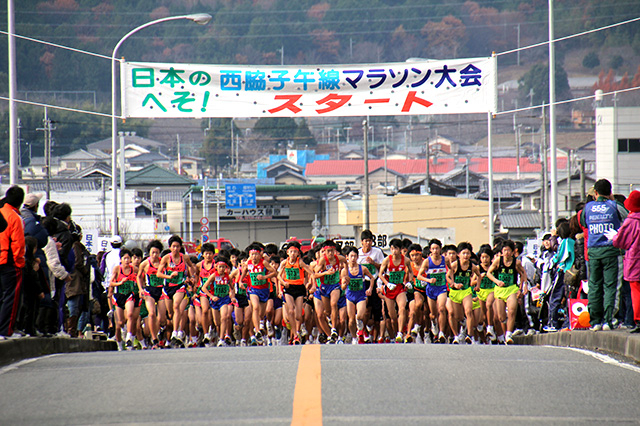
1 0 640 167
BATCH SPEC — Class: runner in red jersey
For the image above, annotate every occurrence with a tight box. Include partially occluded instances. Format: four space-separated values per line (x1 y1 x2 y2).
378 238 413 343
136 240 164 349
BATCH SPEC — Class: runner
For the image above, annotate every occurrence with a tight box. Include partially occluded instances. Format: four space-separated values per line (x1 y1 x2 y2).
109 248 140 351
239 244 277 346
476 246 498 342
231 252 252 346
310 247 331 344
196 243 216 344
278 241 315 344
156 235 196 347
314 240 347 343
358 230 385 343
487 240 528 344
378 238 413 343
202 256 237 346
407 243 428 343
341 246 374 344
446 242 481 344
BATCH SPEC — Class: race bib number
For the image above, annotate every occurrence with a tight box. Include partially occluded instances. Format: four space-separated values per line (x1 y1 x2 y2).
498 272 515 286
388 270 404 284
249 272 266 287
214 284 229 297
285 267 300 281
431 273 446 286
348 278 363 292
324 271 339 286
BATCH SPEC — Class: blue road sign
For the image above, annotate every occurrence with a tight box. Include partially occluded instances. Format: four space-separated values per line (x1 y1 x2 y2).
225 184 256 209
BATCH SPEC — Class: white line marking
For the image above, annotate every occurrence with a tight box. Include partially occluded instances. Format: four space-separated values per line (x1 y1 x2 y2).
556 346 640 374
0 354 59 376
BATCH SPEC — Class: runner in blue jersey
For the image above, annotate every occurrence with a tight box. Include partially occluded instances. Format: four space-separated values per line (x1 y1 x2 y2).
340 246 375 344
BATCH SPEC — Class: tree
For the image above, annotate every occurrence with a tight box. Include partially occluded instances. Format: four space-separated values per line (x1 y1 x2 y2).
582 51 600 69
518 63 572 106
421 15 466 59
609 55 624 70
253 117 298 147
199 118 235 176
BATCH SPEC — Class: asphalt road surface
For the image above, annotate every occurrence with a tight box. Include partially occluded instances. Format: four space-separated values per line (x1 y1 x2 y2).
1 344 640 425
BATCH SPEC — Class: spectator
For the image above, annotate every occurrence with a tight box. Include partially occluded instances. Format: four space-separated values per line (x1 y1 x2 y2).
65 232 90 337
0 186 25 338
21 193 47 250
580 179 628 330
18 236 46 336
609 190 640 333
40 216 71 336
546 222 575 331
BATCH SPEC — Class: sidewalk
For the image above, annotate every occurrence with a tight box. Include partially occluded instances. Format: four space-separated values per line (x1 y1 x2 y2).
0 336 116 367
514 328 640 364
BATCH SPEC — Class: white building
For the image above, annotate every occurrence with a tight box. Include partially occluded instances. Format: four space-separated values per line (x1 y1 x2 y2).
595 106 640 194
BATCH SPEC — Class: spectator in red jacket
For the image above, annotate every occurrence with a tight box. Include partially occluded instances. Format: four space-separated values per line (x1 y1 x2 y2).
0 186 25 338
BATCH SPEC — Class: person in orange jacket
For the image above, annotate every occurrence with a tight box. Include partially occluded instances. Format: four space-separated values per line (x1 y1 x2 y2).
0 186 26 338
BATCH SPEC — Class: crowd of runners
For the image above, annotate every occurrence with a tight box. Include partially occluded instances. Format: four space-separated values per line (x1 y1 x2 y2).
103 230 534 350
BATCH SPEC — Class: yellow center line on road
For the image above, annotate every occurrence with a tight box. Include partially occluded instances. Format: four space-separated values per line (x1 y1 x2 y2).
291 345 322 425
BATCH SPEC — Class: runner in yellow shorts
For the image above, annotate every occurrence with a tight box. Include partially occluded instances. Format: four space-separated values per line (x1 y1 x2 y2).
446 242 480 344
487 240 527 345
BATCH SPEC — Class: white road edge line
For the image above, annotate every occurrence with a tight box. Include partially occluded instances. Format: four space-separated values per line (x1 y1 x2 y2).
553 346 640 374
0 354 59 376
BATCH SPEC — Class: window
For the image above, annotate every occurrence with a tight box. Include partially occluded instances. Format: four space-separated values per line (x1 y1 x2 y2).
618 138 640 153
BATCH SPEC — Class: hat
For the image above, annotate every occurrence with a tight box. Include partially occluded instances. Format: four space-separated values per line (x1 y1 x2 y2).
625 190 640 213
111 235 123 245
23 193 43 208
587 186 596 197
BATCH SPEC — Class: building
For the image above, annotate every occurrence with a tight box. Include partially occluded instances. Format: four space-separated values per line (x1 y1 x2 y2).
595 106 640 194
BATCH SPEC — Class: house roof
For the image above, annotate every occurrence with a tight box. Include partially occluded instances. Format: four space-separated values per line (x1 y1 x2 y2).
23 179 101 192
477 178 537 200
125 164 195 186
61 148 109 161
511 174 596 195
265 159 304 173
498 210 541 229
128 152 171 164
67 162 112 179
87 134 165 153
305 157 567 177
274 169 309 183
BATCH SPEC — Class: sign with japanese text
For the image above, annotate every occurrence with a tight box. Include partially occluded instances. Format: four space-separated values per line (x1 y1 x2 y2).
225 183 256 209
221 204 290 221
122 57 496 118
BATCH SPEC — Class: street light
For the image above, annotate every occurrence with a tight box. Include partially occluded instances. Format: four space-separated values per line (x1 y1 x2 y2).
111 13 211 236
151 186 161 235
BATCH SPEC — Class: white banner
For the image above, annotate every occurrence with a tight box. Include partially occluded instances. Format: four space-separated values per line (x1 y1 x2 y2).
122 57 496 118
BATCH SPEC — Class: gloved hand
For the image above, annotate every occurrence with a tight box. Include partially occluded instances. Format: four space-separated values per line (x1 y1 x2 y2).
604 228 618 241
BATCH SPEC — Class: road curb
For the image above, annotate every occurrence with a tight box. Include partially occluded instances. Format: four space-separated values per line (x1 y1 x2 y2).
0 337 117 367
514 329 640 364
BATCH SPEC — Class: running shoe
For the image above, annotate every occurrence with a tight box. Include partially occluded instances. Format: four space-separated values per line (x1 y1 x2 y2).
117 341 125 351
224 335 232 345
250 336 258 346
133 338 142 350
411 324 421 337
336 337 344 344
438 331 446 344
125 336 133 348
318 333 328 344
240 339 248 346
431 321 439 338
255 330 264 345
464 335 472 344
217 339 225 347
505 331 514 345
404 334 413 343
267 321 275 338
203 333 211 345
330 328 338 340
363 328 372 343
452 335 461 344
602 323 612 331
293 335 301 345
542 325 557 333
590 324 603 331
357 329 365 344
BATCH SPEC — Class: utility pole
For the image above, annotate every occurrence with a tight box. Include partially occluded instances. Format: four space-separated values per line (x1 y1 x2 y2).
236 133 240 177
363 119 370 230
17 119 21 167
425 138 431 194
176 134 181 173
36 107 55 200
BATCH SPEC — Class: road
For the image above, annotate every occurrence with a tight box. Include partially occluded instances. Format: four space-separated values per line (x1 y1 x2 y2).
1 344 639 425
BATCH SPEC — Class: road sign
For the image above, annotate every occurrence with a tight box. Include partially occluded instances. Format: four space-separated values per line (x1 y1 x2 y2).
202 235 209 242
164 225 170 232
225 184 256 209
200 217 209 226
200 225 209 233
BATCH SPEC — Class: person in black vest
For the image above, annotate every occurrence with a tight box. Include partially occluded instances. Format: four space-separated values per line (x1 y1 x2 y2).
580 179 628 330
